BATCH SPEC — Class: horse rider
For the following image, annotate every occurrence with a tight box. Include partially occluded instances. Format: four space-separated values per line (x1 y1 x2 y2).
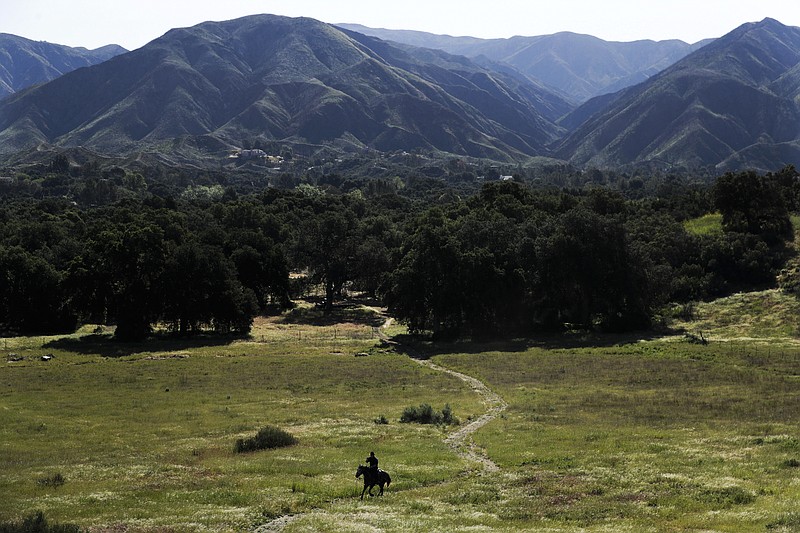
366 451 379 473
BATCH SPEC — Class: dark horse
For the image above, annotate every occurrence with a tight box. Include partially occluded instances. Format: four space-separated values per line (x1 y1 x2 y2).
355 465 391 499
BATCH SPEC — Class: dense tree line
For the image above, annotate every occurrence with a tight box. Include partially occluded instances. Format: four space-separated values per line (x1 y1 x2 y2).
384 169 796 337
0 160 797 340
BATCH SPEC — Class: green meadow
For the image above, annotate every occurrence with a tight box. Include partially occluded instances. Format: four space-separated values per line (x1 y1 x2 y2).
2 295 800 532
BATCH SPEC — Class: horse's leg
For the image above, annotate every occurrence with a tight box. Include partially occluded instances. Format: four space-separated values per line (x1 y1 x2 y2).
361 484 367 500
368 483 375 496
379 483 384 496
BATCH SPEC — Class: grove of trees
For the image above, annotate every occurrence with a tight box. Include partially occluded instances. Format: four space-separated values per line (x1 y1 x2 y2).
1 159 798 341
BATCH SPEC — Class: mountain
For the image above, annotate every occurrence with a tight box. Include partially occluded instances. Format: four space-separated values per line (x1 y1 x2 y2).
337 24 711 102
0 15 573 163
0 33 126 98
557 18 800 172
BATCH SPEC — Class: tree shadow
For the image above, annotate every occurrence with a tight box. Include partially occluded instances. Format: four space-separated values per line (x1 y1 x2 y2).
44 332 247 358
389 328 679 360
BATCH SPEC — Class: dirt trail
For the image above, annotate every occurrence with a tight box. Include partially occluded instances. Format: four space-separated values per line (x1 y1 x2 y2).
378 319 507 472
414 357 506 472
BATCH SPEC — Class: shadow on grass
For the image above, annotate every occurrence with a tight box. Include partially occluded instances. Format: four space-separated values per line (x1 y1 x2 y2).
390 329 678 360
280 298 385 328
44 332 246 358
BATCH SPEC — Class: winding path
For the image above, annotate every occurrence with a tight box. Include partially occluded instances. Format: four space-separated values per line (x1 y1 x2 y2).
413 357 507 472
377 319 507 472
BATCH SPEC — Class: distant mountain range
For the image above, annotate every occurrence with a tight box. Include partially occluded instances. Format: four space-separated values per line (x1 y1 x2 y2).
337 24 713 102
0 16 799 172
0 15 572 162
557 18 800 171
0 33 126 98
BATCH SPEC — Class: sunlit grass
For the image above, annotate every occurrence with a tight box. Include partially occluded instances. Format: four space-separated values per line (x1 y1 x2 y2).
684 212 723 236
670 289 800 341
425 339 800 531
0 311 480 530
3 295 800 531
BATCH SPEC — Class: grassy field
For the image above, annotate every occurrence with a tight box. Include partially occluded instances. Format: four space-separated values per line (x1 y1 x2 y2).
2 296 800 531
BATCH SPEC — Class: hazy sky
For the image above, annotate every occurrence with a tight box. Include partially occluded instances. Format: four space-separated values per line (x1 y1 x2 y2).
3 0 800 51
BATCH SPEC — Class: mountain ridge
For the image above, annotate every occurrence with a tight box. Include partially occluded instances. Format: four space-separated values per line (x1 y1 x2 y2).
556 17 800 172
2 16 800 172
336 23 713 102
0 33 126 98
0 15 573 163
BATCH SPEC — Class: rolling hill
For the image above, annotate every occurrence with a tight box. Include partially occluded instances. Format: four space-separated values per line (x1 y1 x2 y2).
0 33 125 98
337 23 711 102
0 15 574 163
556 18 800 172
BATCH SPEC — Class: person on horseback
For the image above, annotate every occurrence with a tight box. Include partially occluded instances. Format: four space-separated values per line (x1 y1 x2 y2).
366 451 379 474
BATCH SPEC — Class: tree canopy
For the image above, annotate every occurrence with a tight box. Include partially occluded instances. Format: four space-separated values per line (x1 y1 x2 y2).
0 162 797 340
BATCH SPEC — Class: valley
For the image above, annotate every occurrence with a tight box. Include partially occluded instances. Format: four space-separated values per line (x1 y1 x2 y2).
3 11 800 533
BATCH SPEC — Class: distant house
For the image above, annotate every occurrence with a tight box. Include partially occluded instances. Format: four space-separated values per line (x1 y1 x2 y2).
239 149 268 160
229 149 284 164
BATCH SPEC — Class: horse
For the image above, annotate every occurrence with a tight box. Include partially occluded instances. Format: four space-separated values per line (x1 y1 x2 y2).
355 464 391 499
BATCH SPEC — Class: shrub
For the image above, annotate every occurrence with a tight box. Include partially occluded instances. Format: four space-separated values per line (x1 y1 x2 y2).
0 511 81 533
373 414 388 425
401 403 436 424
234 425 297 453
400 403 458 425
36 473 65 487
699 486 755 507
441 403 458 425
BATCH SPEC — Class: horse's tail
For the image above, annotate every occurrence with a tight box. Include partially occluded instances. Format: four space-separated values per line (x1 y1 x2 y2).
385 472 391 487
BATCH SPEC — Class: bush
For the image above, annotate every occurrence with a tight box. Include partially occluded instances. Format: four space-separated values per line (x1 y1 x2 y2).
0 511 81 533
36 473 65 487
234 425 298 453
400 403 458 425
699 486 755 507
373 414 388 425
401 403 436 424
441 403 457 424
